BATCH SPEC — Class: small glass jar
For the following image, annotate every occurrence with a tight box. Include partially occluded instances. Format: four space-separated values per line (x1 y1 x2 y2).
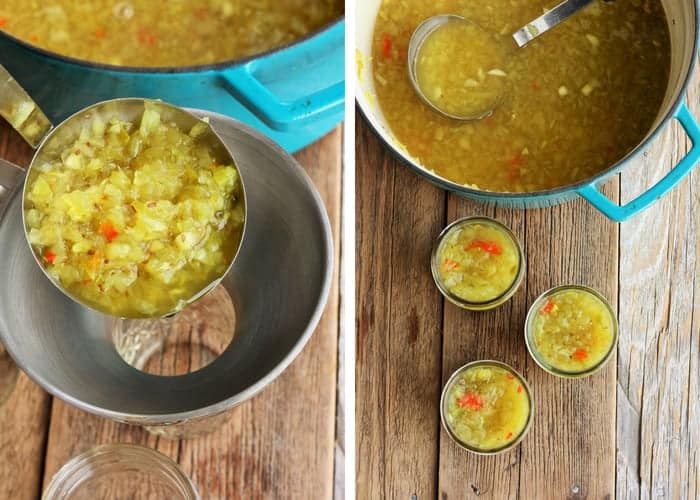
440 360 534 455
42 444 199 500
0 342 18 407
525 285 618 378
431 216 525 311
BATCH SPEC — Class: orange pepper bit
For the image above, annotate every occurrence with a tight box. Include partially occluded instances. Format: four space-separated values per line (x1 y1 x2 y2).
44 249 56 264
138 27 158 46
517 385 523 393
443 258 460 271
94 27 106 39
465 240 502 255
506 431 513 440
0 17 8 27
506 373 514 381
457 392 484 411
382 33 392 58
505 152 527 182
540 300 555 314
30 34 39 43
99 221 119 243
572 348 588 360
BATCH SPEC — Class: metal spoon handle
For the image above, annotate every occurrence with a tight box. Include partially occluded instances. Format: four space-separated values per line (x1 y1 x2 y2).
512 0 597 47
0 64 53 148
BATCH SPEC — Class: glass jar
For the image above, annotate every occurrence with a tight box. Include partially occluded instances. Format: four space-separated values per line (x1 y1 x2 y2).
431 216 525 311
42 444 199 500
525 285 618 378
440 360 534 455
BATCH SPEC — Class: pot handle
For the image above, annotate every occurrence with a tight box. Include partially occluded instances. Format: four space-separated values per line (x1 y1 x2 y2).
577 102 700 222
218 21 345 132
0 158 24 212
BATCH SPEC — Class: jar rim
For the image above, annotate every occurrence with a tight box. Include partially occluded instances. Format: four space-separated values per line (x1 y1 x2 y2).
42 444 199 500
439 359 534 455
431 216 525 311
524 284 618 378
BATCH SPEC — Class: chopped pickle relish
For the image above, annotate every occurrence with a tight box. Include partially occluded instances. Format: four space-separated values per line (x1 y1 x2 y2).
433 217 522 307
0 0 343 67
443 362 531 452
24 104 245 318
527 286 617 375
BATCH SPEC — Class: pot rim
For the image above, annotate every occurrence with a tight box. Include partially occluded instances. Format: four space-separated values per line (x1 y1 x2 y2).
356 4 699 200
0 16 344 74
0 111 334 424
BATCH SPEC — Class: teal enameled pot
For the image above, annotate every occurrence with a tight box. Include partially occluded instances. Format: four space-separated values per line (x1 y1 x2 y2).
0 18 344 153
356 0 700 222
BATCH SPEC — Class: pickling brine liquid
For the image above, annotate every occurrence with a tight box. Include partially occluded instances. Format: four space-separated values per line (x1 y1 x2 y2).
373 0 670 192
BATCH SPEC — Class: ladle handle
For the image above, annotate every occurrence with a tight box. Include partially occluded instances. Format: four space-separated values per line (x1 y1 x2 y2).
512 0 597 47
0 64 53 148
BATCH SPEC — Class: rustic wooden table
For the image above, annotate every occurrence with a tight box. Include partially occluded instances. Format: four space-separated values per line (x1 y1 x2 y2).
0 122 342 500
356 66 700 499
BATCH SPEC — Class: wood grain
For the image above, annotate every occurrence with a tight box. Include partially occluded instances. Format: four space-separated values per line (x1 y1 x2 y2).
616 71 700 499
0 120 341 499
356 59 700 500
0 122 51 500
355 111 446 500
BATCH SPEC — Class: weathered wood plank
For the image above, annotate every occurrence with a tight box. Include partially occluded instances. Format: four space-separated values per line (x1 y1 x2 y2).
518 194 618 500
437 189 618 499
355 112 446 500
437 202 527 500
617 70 700 499
38 128 342 499
0 121 52 500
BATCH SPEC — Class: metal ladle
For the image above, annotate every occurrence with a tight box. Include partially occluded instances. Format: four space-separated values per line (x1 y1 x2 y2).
408 0 600 120
0 63 246 319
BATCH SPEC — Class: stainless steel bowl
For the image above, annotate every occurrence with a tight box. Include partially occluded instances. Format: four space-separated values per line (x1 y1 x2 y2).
0 111 333 426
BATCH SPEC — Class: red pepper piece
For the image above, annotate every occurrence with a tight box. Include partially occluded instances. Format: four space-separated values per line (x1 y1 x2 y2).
506 373 514 380
465 240 502 255
517 385 523 393
99 221 119 243
572 348 588 360
457 392 484 411
138 27 157 46
443 258 460 271
382 33 392 58
506 432 513 440
44 250 56 264
541 300 555 314
0 18 7 27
